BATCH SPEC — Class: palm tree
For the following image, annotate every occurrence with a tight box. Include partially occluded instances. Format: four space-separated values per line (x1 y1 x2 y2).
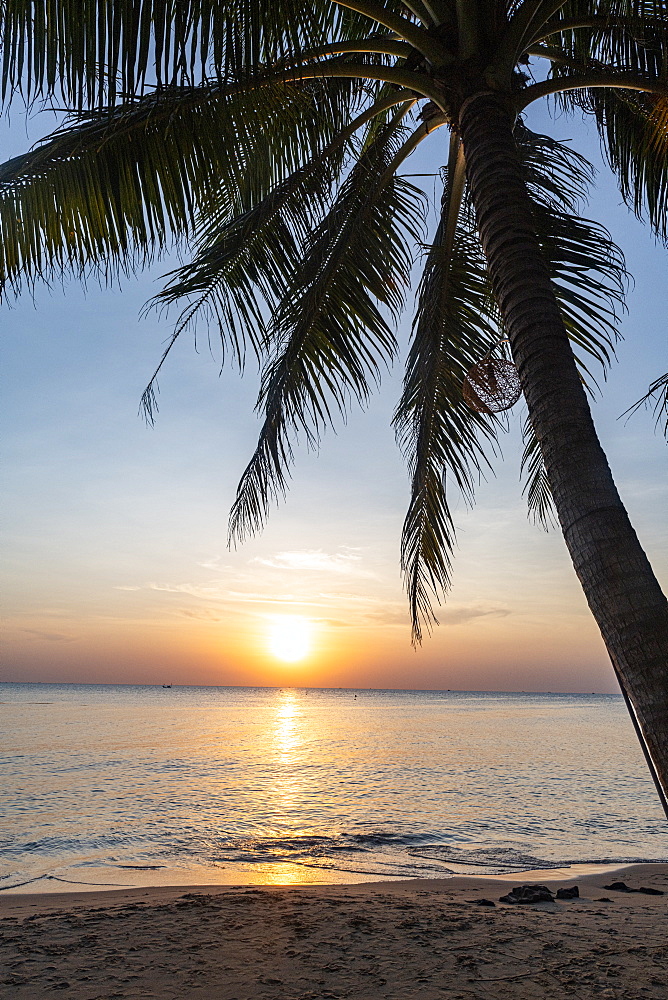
0 1 667 807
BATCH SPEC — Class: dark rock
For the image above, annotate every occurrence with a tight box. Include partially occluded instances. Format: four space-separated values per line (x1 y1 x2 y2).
601 881 663 895
595 897 613 902
499 884 554 904
556 885 579 899
474 898 496 907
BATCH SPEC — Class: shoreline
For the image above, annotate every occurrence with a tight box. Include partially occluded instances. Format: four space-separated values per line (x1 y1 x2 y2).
2 861 666 914
0 857 660 899
2 863 666 999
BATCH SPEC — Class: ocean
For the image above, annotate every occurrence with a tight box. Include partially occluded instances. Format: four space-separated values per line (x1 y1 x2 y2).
2 683 667 891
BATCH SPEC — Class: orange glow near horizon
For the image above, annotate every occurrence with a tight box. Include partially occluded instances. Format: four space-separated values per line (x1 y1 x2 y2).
266 616 313 663
4 599 621 694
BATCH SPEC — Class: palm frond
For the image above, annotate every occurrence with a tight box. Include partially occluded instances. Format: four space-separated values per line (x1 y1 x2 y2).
142 158 336 395
395 137 501 643
541 6 668 240
517 121 628 378
0 77 359 298
141 88 415 400
520 416 558 528
532 204 627 378
542 1 667 71
228 119 426 544
624 370 668 438
0 0 344 107
593 89 668 242
515 121 629 521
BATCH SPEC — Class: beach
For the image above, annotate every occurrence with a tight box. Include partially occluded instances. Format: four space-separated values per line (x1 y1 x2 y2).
1 863 666 999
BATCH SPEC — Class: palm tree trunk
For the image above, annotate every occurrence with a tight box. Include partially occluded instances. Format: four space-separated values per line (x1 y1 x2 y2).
458 91 668 812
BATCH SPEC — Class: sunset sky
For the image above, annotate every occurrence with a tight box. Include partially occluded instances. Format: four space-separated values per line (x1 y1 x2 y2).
2 100 666 693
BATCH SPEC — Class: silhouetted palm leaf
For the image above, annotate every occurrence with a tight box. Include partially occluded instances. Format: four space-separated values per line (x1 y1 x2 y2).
395 138 500 642
0 77 362 297
229 119 426 542
0 0 345 106
625 371 668 437
142 85 415 395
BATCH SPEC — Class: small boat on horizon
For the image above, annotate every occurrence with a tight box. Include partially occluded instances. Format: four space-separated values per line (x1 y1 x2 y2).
162 684 172 689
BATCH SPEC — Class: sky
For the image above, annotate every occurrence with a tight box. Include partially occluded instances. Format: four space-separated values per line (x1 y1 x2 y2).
1 96 666 693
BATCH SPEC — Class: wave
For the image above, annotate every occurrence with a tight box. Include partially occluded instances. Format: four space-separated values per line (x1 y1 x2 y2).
3 827 667 885
207 832 668 877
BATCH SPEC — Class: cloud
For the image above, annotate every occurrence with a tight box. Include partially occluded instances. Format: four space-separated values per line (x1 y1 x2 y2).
225 590 332 608
252 548 376 578
119 549 378 616
365 602 510 627
437 603 511 625
197 555 234 572
364 607 410 626
319 591 387 604
117 580 337 612
148 581 228 600
21 629 79 643
176 607 225 621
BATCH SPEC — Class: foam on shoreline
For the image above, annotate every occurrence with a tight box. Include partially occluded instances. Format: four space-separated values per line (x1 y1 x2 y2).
2 861 666 910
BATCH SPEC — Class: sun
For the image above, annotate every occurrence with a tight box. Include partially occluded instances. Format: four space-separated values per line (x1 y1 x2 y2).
267 616 313 662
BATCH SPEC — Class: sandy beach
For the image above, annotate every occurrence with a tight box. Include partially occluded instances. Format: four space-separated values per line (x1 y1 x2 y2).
1 863 666 999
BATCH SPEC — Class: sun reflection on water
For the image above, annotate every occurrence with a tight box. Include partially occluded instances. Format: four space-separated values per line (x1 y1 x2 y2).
253 862 325 885
275 691 301 754
270 691 307 826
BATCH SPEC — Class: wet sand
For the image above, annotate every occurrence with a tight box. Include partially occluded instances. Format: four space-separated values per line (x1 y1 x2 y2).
1 863 667 999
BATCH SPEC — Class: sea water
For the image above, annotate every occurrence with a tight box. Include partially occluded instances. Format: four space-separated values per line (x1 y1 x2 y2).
1 683 667 891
